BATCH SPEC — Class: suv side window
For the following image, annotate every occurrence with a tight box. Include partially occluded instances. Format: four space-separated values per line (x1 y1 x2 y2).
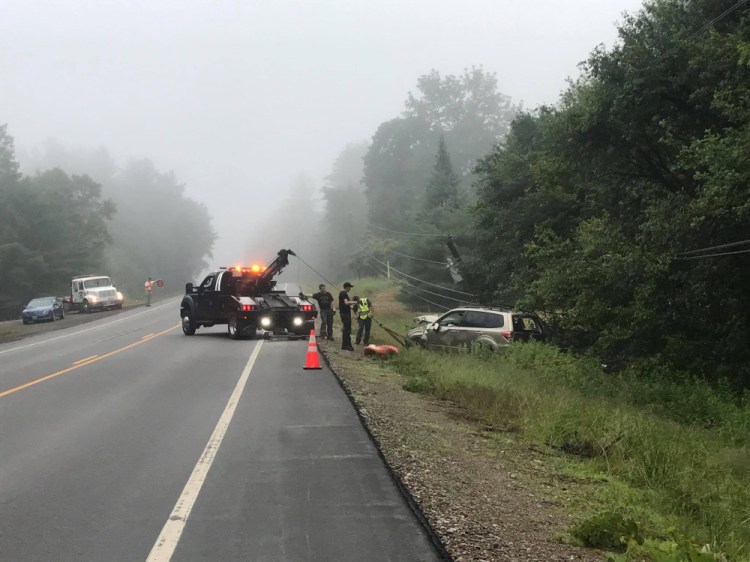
438 311 465 327
461 311 487 328
483 312 504 328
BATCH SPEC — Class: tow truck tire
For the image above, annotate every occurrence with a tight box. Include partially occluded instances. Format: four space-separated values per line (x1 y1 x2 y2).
82 300 91 314
228 316 243 340
182 312 196 335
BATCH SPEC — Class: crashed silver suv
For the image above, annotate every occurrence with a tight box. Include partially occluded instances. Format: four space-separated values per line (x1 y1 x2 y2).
407 307 546 351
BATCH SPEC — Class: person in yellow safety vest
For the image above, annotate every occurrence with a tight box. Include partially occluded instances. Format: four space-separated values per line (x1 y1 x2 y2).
354 296 374 346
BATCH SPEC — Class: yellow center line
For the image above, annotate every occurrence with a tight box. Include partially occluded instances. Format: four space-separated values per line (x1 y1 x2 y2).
141 333 155 340
0 324 180 399
73 355 98 365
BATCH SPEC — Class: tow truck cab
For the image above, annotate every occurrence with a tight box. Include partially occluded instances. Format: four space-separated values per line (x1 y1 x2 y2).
180 253 316 339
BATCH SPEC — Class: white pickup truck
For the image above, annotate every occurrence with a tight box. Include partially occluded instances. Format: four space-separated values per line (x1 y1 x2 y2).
69 275 124 313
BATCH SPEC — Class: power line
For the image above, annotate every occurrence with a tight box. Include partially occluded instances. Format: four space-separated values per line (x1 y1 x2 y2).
386 248 448 266
678 248 750 259
364 262 451 311
293 253 339 288
678 239 750 256
368 222 445 238
356 242 477 297
376 263 475 304
652 0 748 64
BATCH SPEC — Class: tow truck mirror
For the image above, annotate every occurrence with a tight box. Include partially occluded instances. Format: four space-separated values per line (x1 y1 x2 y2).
185 282 193 294
431 323 440 332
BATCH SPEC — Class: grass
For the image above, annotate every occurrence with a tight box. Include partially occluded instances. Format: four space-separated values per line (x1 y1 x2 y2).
354 276 750 562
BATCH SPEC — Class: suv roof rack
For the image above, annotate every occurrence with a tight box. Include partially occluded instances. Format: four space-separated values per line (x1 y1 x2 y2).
460 304 513 311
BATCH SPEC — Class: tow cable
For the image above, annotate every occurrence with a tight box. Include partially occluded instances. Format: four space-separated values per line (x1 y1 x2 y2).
372 318 407 347
293 252 407 347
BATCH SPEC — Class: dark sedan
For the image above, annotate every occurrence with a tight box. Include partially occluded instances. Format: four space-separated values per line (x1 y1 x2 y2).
21 297 65 324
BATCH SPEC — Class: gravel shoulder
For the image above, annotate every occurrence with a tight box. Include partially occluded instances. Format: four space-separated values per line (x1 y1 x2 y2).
319 339 603 562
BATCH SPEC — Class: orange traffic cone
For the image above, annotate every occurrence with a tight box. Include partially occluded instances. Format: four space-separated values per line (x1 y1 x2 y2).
303 329 322 370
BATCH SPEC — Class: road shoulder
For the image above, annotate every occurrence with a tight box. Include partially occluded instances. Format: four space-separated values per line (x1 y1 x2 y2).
320 341 602 562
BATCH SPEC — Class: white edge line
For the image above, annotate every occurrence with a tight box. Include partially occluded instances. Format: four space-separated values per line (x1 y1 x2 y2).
145 340 264 562
0 300 176 356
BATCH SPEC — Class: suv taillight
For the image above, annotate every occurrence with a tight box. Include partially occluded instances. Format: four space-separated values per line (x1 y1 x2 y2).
500 330 512 342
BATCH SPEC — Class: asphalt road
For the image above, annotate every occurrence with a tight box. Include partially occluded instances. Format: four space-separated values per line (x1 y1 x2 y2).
0 299 440 561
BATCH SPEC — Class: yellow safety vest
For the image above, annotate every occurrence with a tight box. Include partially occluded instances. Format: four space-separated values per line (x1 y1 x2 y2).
358 298 372 320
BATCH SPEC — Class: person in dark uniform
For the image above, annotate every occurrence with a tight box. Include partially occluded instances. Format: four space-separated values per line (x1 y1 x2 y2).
311 284 335 340
338 282 356 351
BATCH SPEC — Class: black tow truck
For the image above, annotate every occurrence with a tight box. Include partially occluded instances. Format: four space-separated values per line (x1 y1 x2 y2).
179 249 316 339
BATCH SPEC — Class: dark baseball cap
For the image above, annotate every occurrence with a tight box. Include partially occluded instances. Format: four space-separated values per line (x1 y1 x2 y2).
343 282 354 288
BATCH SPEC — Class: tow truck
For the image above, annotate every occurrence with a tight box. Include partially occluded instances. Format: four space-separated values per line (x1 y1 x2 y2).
179 249 316 339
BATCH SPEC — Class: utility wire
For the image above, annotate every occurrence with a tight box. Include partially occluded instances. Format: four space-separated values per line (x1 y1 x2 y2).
386 248 449 266
369 259 475 304
368 222 445 238
356 242 477 297
293 253 339 288
652 0 748 64
677 248 750 259
677 239 750 256
365 262 451 310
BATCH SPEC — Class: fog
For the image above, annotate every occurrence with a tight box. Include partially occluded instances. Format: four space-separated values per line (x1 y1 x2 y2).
1 0 644 268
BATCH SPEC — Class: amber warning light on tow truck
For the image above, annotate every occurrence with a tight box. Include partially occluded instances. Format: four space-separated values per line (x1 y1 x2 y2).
225 264 268 276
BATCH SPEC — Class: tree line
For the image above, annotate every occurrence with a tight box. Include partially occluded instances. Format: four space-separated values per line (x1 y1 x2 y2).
0 126 215 320
320 0 750 388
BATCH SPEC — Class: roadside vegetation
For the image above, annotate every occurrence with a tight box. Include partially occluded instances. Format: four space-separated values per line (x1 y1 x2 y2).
0 126 215 320
346 278 750 561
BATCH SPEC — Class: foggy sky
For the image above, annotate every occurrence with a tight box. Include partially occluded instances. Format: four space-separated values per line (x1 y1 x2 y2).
1 0 645 265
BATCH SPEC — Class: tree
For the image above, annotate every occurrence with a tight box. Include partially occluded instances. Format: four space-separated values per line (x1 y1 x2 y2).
319 142 369 279
468 0 750 386
0 130 116 317
107 159 215 296
364 68 519 231
424 136 459 210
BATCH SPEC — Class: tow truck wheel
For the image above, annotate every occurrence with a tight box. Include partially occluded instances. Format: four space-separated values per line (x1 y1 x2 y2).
82 300 91 314
182 312 196 335
228 316 243 340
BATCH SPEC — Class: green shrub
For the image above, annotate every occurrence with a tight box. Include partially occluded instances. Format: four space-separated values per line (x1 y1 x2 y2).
570 511 643 551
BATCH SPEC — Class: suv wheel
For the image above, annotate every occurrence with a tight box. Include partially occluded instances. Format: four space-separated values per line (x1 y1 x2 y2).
182 311 196 335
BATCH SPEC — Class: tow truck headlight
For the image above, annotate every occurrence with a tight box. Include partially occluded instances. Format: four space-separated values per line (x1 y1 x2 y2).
88 295 98 303
293 317 303 327
116 291 124 301
260 317 271 328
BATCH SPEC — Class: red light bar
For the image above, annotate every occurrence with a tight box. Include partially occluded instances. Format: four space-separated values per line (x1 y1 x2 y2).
241 304 255 311
301 304 313 312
